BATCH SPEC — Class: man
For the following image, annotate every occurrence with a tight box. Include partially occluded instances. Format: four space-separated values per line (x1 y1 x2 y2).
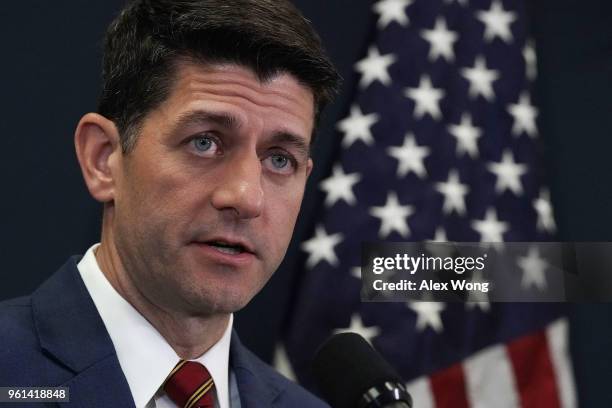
0 0 340 407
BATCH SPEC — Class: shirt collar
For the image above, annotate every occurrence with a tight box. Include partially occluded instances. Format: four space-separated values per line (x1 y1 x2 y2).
77 243 233 408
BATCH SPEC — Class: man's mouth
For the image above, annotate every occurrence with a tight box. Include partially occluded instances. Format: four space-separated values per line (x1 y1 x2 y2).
207 241 248 255
190 237 257 265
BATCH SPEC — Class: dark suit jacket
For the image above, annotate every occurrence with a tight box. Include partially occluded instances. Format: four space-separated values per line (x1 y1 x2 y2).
0 257 329 408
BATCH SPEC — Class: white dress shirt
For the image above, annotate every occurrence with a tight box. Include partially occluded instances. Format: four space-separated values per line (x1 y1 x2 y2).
77 243 235 408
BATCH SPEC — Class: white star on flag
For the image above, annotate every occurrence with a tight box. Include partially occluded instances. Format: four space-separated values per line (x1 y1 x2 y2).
404 75 445 120
487 150 528 196
444 0 467 6
471 208 509 247
301 225 343 268
433 227 448 242
426 227 454 258
372 0 413 29
435 169 469 215
466 298 491 312
461 56 500 101
369 191 414 238
319 164 361 207
355 46 397 89
448 113 482 158
466 300 491 312
420 17 458 62
476 0 517 43
523 40 538 81
336 105 379 148
533 189 557 233
507 92 539 138
386 134 430 178
334 314 381 345
466 270 491 312
407 302 446 333
517 246 548 291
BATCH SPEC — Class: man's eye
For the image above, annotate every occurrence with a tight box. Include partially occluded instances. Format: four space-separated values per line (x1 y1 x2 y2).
264 153 296 174
271 155 289 168
191 135 219 155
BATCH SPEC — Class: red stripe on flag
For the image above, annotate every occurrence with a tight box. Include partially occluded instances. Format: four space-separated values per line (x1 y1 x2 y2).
430 363 470 408
507 330 561 408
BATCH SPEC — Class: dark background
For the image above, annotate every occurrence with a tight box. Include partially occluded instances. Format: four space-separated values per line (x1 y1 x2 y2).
1 1 611 406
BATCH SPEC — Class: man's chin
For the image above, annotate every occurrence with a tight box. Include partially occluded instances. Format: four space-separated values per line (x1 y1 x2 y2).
176 287 255 316
171 258 271 314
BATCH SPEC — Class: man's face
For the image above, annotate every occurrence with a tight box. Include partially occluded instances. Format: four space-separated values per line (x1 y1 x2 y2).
110 61 314 316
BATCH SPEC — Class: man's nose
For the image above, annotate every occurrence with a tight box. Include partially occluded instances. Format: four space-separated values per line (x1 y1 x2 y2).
211 153 264 219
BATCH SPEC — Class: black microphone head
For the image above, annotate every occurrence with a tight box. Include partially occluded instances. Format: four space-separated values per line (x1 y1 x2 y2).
313 332 409 408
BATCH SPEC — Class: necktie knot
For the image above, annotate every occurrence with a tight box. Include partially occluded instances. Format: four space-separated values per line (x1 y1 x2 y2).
163 360 215 408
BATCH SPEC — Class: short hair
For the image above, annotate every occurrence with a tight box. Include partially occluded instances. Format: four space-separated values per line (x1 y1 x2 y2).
97 0 341 153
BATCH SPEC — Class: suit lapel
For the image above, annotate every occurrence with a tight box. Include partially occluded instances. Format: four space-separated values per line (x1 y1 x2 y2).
58 356 134 408
31 257 135 408
230 332 283 408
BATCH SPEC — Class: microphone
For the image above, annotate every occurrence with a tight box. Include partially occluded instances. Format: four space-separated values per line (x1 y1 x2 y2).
313 332 412 408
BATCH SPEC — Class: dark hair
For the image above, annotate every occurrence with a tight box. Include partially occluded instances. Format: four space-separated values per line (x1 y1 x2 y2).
98 0 341 153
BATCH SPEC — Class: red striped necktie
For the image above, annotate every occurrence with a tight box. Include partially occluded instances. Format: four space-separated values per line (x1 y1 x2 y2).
163 360 216 408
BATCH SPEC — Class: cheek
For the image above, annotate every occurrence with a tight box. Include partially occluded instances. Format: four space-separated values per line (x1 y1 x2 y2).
145 155 203 204
266 184 305 241
118 163 203 236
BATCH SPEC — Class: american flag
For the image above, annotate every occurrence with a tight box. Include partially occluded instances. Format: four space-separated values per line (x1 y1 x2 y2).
278 0 576 407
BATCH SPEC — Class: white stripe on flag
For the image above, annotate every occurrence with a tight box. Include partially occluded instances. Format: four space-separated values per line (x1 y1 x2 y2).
464 344 520 408
547 318 577 408
405 376 434 408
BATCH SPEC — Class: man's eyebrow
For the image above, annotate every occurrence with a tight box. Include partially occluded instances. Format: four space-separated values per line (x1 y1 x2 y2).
269 132 311 159
173 110 241 131
172 109 311 157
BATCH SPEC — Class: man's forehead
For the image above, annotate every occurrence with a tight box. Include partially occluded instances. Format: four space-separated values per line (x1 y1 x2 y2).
161 60 316 136
171 59 315 109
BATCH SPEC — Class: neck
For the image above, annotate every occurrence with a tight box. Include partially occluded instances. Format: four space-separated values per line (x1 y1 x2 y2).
95 220 229 359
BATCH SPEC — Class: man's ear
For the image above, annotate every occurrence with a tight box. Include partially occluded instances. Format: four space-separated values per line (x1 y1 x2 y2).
306 158 314 179
74 113 122 203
